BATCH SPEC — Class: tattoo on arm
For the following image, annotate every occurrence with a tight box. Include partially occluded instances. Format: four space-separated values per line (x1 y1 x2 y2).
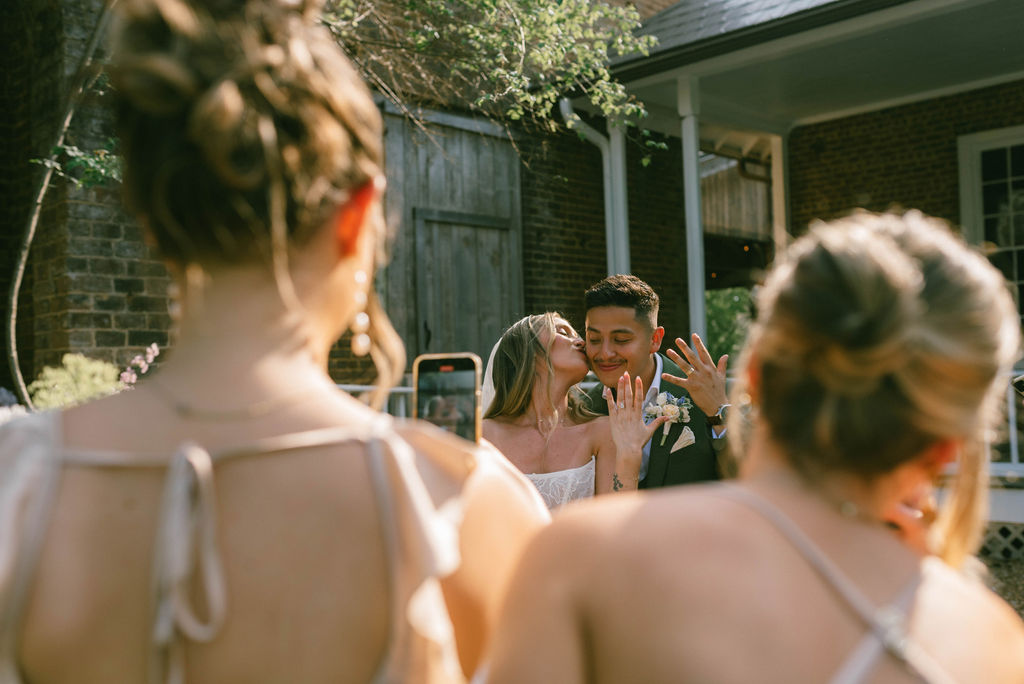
613 473 624 491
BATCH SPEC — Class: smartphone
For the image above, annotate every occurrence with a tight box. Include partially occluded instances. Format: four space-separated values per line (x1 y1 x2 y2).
412 352 482 443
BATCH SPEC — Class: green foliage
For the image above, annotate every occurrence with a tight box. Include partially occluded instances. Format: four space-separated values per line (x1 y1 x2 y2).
31 138 122 189
705 287 754 362
28 353 124 409
323 0 656 130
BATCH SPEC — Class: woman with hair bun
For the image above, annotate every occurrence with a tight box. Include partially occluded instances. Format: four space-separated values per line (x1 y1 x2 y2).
486 211 1024 683
0 0 548 682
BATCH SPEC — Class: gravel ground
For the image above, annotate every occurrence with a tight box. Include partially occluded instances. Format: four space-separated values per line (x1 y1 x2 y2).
983 558 1024 618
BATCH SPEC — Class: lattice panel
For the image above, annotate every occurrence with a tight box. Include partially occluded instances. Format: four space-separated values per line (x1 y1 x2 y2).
980 523 1024 560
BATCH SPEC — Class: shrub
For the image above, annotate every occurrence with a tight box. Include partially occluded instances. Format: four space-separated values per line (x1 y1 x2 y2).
28 353 124 409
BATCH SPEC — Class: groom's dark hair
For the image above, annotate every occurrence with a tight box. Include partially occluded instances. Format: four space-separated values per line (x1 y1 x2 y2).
584 274 659 329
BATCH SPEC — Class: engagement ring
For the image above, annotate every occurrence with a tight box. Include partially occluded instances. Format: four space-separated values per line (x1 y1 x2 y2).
617 402 625 409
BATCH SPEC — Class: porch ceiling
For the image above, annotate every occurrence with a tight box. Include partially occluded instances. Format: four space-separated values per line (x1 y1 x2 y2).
620 0 1024 161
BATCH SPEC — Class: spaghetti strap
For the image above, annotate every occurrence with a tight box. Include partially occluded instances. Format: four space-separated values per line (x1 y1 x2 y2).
0 411 478 684
710 484 958 684
367 438 401 684
830 579 921 684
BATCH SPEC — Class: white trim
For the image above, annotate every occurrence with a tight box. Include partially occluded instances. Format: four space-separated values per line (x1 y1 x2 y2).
989 487 1024 524
678 76 707 341
699 93 792 136
796 70 1024 127
771 134 789 249
957 124 1024 244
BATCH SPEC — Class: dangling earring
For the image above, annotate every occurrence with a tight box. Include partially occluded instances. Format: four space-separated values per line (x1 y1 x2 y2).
351 270 371 357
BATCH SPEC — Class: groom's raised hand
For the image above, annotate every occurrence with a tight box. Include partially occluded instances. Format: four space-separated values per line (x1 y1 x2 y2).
662 333 728 418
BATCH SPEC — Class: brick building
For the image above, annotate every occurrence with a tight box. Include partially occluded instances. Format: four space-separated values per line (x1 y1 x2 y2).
4 0 1024 417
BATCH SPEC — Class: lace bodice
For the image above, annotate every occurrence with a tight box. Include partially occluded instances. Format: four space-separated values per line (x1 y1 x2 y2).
525 457 595 510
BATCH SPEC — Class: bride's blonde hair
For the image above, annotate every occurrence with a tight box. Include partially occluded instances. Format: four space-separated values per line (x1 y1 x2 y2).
485 313 596 425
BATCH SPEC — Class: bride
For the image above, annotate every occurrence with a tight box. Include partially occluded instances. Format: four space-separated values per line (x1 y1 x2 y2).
482 313 667 509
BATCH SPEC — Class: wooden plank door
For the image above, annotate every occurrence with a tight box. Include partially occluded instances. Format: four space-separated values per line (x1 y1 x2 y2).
414 208 517 362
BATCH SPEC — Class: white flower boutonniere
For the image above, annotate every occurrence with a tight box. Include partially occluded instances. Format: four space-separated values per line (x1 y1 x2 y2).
644 392 692 445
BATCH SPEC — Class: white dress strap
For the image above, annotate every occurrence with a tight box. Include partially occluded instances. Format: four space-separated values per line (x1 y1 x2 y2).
0 412 63 684
711 484 957 684
149 442 227 684
366 428 466 683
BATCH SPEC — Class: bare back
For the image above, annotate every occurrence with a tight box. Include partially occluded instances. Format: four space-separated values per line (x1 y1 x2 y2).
4 386 547 684
487 484 1024 684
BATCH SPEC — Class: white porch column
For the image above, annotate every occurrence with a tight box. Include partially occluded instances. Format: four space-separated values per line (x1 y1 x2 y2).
608 125 631 274
678 76 706 340
770 133 790 256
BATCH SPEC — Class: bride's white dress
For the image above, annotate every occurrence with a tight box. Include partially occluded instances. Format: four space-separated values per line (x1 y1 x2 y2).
524 456 595 510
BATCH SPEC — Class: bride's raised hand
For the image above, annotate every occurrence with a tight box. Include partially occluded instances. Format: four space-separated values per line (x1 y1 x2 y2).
604 372 668 491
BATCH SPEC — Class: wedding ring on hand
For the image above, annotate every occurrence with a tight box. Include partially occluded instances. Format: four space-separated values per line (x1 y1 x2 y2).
688 367 695 374
617 402 625 409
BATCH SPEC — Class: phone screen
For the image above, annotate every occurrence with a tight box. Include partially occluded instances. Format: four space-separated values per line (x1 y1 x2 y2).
413 353 481 443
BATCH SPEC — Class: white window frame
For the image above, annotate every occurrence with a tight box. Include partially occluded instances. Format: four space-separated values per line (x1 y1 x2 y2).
959 126 1024 481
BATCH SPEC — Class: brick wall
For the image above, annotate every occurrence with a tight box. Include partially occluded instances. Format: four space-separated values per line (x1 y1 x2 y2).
518 130 608 334
0 0 63 394
789 78 1024 234
519 124 695 346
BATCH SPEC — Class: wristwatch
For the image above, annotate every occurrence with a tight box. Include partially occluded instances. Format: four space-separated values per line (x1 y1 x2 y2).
707 403 730 426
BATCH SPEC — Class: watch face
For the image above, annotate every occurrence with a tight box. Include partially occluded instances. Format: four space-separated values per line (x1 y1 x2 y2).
708 404 729 426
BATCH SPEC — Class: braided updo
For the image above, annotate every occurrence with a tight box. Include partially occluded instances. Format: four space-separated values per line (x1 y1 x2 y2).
109 0 383 266
109 0 404 403
737 211 1020 564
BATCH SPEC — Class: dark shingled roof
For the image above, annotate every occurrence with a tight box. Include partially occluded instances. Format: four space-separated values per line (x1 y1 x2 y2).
615 0 917 80
644 0 840 51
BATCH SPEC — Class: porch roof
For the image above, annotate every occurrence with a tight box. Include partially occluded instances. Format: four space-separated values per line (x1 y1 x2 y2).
610 0 1024 160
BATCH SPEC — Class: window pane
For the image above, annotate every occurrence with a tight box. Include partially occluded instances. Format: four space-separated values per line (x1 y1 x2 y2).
1014 250 1024 279
986 216 1004 245
983 148 1009 181
984 181 1010 215
990 250 1013 281
1012 145 1024 176
1015 215 1024 246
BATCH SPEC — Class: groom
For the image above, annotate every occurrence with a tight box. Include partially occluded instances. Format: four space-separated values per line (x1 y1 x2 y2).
583 275 728 488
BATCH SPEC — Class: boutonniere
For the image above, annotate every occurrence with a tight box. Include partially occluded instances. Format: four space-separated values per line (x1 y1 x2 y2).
643 392 692 445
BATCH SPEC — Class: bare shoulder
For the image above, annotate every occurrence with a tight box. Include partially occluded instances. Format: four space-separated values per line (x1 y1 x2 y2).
524 484 743 577
913 557 1024 679
399 419 549 522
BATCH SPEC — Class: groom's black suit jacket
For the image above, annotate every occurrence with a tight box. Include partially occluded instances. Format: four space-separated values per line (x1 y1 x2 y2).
584 353 721 489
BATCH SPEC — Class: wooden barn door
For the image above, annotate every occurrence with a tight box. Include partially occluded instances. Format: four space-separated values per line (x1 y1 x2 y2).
414 209 517 362
382 110 523 366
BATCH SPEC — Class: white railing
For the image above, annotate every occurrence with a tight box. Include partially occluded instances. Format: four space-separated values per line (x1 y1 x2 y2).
347 376 1024 478
337 384 414 418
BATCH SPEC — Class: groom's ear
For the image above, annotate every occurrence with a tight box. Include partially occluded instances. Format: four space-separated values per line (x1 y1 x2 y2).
650 325 665 353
